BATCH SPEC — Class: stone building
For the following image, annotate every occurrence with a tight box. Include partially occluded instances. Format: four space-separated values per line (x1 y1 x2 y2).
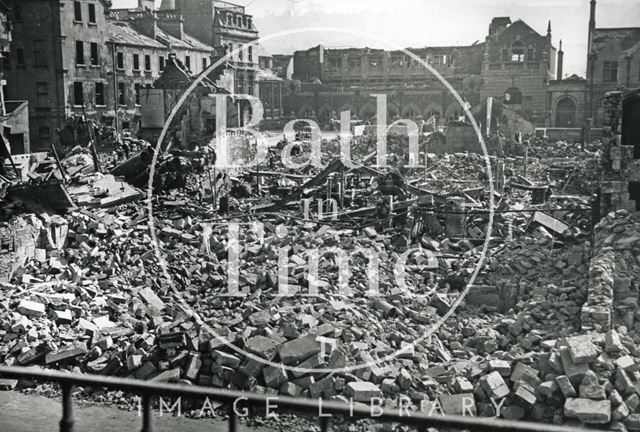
162 0 261 125
285 16 557 128
480 18 557 126
0 1 31 155
106 6 218 132
547 0 640 129
4 0 112 151
586 0 640 126
547 73 587 128
3 0 226 150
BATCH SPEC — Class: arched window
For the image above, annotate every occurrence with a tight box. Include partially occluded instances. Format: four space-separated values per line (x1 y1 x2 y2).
556 97 577 127
511 40 525 62
504 87 522 105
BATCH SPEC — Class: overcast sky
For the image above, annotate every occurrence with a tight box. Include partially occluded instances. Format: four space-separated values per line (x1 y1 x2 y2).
112 0 640 77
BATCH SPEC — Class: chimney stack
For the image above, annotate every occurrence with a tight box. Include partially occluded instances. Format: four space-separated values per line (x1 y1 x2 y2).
557 40 564 80
158 12 184 40
131 11 158 40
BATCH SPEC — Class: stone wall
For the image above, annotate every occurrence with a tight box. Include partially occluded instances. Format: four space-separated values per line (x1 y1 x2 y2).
582 210 640 332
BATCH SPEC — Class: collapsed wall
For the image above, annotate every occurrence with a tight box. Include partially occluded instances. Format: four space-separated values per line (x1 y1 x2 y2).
583 210 640 332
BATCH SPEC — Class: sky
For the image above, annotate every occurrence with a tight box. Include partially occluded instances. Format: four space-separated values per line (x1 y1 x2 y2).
111 0 640 77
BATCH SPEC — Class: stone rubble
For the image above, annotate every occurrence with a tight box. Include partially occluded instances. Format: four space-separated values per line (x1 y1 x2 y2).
3 133 637 431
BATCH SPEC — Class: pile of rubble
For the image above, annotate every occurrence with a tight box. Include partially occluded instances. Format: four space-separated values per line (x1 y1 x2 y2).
1 127 630 430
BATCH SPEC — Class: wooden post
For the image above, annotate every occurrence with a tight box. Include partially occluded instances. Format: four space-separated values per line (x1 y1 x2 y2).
339 167 345 210
59 384 74 432
524 143 529 179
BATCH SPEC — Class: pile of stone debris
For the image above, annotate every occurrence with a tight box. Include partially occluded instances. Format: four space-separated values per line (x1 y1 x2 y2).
2 133 632 430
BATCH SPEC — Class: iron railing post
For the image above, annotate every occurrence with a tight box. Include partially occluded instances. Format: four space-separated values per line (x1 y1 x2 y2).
228 406 237 432
59 383 74 432
141 393 153 432
320 416 330 432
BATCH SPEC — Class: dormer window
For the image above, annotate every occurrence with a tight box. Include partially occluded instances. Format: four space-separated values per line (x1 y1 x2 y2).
227 14 233 26
511 40 525 62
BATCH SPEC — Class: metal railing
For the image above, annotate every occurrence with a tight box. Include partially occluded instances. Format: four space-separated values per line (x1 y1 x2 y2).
0 366 597 432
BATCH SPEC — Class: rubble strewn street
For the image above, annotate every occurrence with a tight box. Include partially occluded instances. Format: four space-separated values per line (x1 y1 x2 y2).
2 0 640 431
4 124 635 430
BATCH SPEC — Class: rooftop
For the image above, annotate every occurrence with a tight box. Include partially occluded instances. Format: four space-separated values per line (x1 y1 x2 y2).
108 21 166 49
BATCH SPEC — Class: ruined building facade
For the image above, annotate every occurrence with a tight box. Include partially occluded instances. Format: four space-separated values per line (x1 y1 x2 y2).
283 1 639 131
286 17 558 128
4 0 284 151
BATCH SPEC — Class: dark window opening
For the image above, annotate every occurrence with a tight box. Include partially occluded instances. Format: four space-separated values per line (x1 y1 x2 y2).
133 54 140 71
95 82 105 106
511 40 525 62
16 48 25 67
603 61 618 83
159 56 165 72
90 42 99 66
185 56 191 70
88 3 96 24
118 82 126 106
504 87 523 105
117 52 124 70
527 47 534 61
74 82 84 106
623 91 640 156
36 82 48 106
135 83 141 105
39 126 51 146
202 57 207 70
75 41 84 65
144 55 151 71
236 74 244 94
74 1 82 22
34 40 47 66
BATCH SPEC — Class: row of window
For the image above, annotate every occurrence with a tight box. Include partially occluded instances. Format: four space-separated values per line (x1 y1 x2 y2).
116 51 152 72
224 43 253 63
75 41 100 66
327 54 448 72
235 74 255 95
225 13 252 30
69 81 145 107
5 42 210 75
74 1 98 25
502 41 535 63
115 51 208 73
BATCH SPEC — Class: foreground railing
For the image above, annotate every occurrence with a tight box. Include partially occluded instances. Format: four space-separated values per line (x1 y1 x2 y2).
0 366 596 432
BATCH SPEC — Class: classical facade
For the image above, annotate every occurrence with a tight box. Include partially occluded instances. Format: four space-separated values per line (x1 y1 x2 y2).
480 18 557 126
545 0 640 129
585 0 640 126
4 0 113 151
106 6 219 131
163 0 263 125
284 2 639 131
286 17 558 128
4 0 238 150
